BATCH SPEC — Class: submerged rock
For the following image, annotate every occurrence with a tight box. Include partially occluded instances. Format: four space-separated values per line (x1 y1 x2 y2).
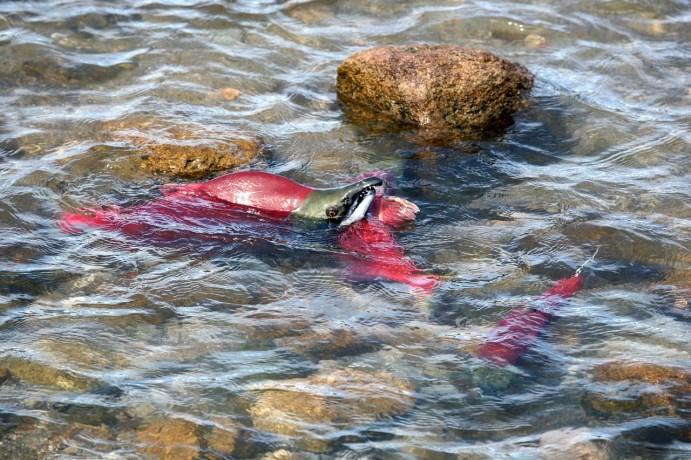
261 449 307 460
561 220 690 269
0 366 9 385
1 51 136 88
1 357 101 392
336 45 533 141
35 338 130 371
524 33 548 48
239 313 312 341
286 2 334 24
583 361 691 417
217 87 242 101
274 326 377 360
137 417 200 460
539 428 611 460
136 416 240 460
249 367 414 451
205 425 240 458
104 115 263 179
658 268 690 317
0 415 115 459
593 361 691 384
140 139 260 178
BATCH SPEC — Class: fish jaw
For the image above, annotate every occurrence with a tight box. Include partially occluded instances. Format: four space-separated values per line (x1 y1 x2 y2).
339 187 376 227
295 177 382 224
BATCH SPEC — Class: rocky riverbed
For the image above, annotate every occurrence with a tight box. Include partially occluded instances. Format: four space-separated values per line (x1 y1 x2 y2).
1 0 690 459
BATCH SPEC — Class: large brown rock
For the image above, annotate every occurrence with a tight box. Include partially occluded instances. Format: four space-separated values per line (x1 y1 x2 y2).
337 45 533 140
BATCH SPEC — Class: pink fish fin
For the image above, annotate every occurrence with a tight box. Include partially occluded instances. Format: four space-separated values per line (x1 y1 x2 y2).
337 218 439 295
543 274 584 298
160 182 205 197
344 259 439 295
371 195 419 228
58 208 113 234
477 341 519 366
404 273 440 293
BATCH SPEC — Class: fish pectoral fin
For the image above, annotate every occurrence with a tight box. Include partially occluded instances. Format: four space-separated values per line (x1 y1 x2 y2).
375 196 419 227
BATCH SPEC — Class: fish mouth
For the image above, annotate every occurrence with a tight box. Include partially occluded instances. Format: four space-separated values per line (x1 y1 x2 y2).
339 184 377 227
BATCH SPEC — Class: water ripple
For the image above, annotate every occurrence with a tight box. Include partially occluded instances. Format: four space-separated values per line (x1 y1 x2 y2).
0 0 690 458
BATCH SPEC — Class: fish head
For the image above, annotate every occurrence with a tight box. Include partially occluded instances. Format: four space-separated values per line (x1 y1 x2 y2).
295 177 382 226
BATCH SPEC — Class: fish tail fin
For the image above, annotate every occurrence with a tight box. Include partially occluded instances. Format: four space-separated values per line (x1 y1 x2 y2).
58 209 110 234
404 273 440 294
343 259 440 295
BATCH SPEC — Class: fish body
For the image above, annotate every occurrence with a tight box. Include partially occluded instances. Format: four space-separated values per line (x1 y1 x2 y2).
161 171 312 218
338 218 439 293
59 171 437 292
59 192 288 243
60 171 412 232
478 274 584 365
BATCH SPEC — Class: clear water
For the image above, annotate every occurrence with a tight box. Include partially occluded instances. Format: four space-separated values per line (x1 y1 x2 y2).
1 1 690 458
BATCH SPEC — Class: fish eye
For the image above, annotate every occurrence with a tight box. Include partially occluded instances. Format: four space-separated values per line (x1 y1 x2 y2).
325 206 338 218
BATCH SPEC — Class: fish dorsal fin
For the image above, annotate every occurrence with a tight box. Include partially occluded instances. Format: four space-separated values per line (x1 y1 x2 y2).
161 183 203 197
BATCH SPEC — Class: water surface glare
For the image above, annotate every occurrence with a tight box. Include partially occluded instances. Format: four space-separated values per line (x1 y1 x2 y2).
1 0 690 458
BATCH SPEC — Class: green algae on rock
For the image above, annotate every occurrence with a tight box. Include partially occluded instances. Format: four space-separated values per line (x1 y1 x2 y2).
336 45 533 142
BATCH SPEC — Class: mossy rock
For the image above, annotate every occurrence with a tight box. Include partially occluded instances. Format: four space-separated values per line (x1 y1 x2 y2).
103 115 263 179
337 44 533 142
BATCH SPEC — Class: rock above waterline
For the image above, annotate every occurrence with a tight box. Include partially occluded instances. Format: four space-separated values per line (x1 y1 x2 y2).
336 45 534 138
104 115 263 179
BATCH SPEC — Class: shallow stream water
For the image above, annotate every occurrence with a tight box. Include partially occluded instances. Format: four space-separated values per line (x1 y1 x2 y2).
1 1 690 459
